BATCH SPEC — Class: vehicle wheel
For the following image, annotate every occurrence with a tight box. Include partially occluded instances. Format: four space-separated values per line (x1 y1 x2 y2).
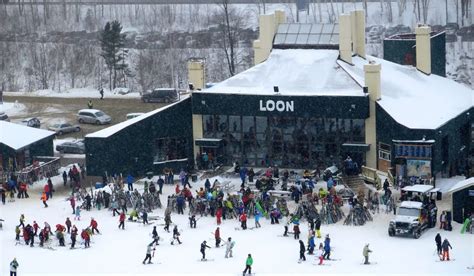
388 229 395 237
76 127 81 132
58 131 63 136
95 120 101 125
413 230 421 239
78 119 84 123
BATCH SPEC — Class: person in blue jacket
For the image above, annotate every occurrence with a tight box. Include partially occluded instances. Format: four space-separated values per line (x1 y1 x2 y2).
323 234 331 260
127 174 134 191
176 194 185 215
239 167 248 185
254 211 261 228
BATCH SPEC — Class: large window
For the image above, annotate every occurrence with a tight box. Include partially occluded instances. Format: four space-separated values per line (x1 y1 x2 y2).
154 137 187 163
201 114 366 168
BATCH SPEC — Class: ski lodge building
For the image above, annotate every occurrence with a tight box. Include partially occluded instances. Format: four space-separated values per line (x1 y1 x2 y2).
85 10 473 185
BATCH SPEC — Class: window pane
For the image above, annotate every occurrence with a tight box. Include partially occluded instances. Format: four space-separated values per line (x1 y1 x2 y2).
256 116 267 133
229 116 241 132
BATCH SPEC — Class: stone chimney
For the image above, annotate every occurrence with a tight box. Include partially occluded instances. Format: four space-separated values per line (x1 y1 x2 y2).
339 14 352 64
253 10 286 65
364 61 381 169
187 58 205 90
352 10 366 58
415 26 431 75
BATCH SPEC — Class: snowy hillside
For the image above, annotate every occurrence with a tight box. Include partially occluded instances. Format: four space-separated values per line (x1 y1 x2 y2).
1 170 473 275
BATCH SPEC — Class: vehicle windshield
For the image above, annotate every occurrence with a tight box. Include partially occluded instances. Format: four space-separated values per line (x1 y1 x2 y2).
398 207 420 217
52 124 61 128
95 112 105 117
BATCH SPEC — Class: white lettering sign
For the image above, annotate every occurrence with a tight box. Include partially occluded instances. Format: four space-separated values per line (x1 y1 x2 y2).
259 100 294 112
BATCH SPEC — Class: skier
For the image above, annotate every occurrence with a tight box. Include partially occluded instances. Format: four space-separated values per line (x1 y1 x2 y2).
200 240 211 261
41 191 48 207
225 237 235 258
65 217 72 233
118 212 125 230
81 229 90 248
70 225 78 249
171 225 182 245
441 238 452 261
254 211 261 228
10 257 19 276
363 243 372 264
323 234 331 260
316 243 324 265
240 212 247 230
243 254 253 275
90 218 100 234
435 233 442 256
75 206 81 220
189 214 197 228
142 243 155 264
142 210 149 225
299 240 306 262
215 227 221 247
164 212 172 232
151 226 160 245
315 217 322 238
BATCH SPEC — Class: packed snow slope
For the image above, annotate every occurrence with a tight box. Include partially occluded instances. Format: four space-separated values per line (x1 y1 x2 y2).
0 172 472 276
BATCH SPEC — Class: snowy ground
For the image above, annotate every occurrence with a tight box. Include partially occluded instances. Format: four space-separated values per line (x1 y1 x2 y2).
0 101 26 116
0 171 472 276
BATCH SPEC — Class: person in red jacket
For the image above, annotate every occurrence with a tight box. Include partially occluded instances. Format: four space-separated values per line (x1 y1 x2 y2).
23 227 30 245
70 196 76 214
90 218 100 234
175 183 181 194
81 229 90 248
43 184 50 200
33 221 39 236
240 213 247 230
215 227 221 247
216 208 222 225
118 212 125 230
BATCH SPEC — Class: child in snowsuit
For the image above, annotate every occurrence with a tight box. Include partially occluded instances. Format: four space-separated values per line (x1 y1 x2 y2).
299 240 306 262
189 215 197 228
254 211 261 228
240 213 247 230
81 229 90 248
293 224 300 240
119 212 125 229
215 227 221 247
200 241 211 260
363 243 372 264
243 254 253 275
70 226 78 248
323 235 331 260
142 243 154 264
75 206 81 220
316 243 324 265
225 237 235 258
10 258 19 276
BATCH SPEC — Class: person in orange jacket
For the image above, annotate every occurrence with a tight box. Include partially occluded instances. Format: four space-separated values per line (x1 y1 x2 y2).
41 192 48 208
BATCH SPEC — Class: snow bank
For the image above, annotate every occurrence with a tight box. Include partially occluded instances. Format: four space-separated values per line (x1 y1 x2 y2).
4 88 141 99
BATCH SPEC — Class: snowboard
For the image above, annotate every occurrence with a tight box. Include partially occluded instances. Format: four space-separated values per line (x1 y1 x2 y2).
361 262 377 265
198 259 215 262
143 261 161 265
436 259 455 262
460 218 470 234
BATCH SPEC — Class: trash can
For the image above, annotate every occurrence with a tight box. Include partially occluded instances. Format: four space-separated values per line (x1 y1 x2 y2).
192 174 198 182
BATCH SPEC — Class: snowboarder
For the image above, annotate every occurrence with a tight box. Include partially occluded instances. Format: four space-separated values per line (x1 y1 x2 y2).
441 238 452 261
10 258 19 276
299 240 306 262
363 243 372 264
323 234 331 260
142 243 155 264
240 213 247 230
171 225 182 245
119 212 125 229
90 218 100 234
225 237 235 258
435 233 442 255
215 227 221 247
243 254 253 275
200 240 211 260
189 215 197 228
151 226 159 245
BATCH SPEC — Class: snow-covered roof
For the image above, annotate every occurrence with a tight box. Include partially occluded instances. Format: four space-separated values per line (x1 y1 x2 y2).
0 121 55 150
204 49 364 96
86 95 190 138
78 109 103 113
402 184 434 193
400 201 423 209
392 139 435 144
338 56 474 129
448 177 474 193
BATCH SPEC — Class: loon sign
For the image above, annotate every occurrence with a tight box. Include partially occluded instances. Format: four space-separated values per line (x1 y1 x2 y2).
259 100 294 112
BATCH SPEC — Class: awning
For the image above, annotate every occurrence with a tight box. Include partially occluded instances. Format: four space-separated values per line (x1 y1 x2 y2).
195 138 223 148
341 143 370 152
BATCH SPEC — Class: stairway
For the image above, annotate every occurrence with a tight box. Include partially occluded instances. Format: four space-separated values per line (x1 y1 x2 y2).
341 175 366 192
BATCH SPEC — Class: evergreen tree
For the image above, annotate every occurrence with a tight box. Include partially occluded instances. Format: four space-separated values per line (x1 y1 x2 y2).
99 20 127 90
